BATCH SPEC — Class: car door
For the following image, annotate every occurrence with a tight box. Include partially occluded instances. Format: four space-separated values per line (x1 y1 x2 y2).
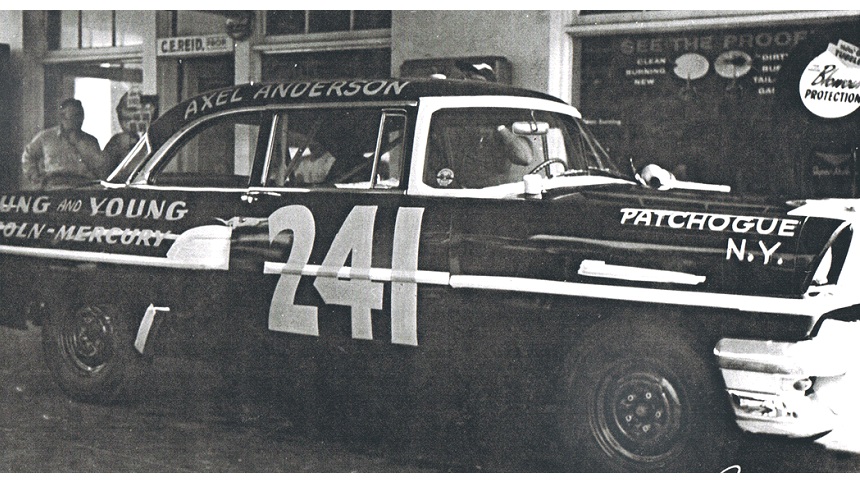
128 108 271 337
224 104 437 436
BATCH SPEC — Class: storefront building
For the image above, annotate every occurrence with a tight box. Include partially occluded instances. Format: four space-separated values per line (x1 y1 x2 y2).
0 10 857 197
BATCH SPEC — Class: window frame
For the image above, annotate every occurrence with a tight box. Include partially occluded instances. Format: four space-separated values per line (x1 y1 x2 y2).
256 105 410 191
408 96 592 199
133 107 272 190
265 10 392 37
48 10 146 50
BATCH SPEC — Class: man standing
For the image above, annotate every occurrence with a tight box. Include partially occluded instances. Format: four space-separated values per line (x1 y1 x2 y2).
21 98 106 190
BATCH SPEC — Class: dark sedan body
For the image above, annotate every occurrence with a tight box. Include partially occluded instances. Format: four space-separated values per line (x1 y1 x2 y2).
2 78 859 471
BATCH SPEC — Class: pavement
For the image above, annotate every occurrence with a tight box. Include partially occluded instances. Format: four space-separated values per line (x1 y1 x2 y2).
2 324 860 473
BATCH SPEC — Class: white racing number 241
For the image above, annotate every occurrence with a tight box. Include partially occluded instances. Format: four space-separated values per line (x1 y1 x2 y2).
264 205 425 346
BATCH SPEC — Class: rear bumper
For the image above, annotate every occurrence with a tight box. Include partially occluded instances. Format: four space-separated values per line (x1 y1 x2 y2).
714 318 860 438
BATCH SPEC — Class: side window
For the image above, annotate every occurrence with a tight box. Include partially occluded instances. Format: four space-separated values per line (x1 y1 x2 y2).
264 107 404 189
150 112 263 188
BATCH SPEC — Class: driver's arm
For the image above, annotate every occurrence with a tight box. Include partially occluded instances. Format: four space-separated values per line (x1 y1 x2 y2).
495 125 532 166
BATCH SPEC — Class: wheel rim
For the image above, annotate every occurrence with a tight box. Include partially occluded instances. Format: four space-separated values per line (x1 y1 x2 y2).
58 306 115 374
593 364 685 464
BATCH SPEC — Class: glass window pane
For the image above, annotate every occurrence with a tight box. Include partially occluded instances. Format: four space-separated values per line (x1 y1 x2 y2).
425 108 601 189
266 108 383 188
115 11 145 46
81 10 113 48
266 10 305 35
153 113 262 188
175 11 225 36
262 49 391 82
59 10 79 49
353 11 391 30
308 11 351 33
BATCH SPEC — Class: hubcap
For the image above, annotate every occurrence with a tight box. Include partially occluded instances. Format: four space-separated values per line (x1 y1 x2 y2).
59 306 114 374
594 367 684 463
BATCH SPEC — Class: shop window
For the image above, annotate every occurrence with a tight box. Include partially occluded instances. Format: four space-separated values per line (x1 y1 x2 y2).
48 10 145 50
309 11 351 33
266 10 391 36
175 11 229 36
56 11 78 50
353 11 392 31
81 11 112 48
115 11 144 47
266 11 305 36
576 21 860 197
262 49 391 82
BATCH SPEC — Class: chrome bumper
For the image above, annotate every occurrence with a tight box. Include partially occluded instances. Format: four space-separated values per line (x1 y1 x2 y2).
714 318 860 438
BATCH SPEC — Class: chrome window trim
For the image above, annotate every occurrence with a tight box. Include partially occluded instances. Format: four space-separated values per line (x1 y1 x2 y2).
259 114 280 186
369 109 408 189
407 96 581 198
134 100 416 187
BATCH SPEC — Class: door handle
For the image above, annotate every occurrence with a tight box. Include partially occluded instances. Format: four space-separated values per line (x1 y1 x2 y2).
242 190 282 203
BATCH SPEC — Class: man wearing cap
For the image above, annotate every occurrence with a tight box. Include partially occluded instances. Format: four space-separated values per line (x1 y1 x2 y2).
21 98 107 190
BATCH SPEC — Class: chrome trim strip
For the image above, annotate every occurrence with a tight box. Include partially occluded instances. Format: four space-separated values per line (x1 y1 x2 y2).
3 241 844 317
263 261 450 285
530 234 724 255
447 275 844 318
0 245 227 270
578 259 706 285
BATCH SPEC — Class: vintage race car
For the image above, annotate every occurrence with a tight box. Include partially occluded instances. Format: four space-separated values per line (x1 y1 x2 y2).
1 78 859 471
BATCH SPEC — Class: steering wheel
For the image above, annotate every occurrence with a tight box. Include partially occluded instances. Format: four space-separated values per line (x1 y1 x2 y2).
528 158 567 177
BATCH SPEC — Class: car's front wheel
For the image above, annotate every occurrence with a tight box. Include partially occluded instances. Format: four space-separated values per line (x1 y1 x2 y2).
559 325 739 472
42 303 146 404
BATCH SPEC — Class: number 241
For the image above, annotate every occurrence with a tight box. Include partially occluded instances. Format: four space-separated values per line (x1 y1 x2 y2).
264 205 425 346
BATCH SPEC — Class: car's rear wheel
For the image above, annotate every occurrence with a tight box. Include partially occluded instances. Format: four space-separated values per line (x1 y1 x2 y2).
559 325 739 472
42 303 146 404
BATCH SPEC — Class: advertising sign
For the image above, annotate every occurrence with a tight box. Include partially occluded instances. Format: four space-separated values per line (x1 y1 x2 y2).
157 35 234 57
799 39 860 119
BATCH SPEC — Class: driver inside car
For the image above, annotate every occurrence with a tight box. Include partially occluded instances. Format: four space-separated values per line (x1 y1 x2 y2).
269 131 336 187
457 124 534 188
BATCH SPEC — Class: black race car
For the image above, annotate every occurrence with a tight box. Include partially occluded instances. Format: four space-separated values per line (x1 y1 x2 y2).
2 78 859 471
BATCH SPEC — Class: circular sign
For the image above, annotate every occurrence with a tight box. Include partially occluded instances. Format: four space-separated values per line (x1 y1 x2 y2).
714 51 752 79
673 53 709 80
799 51 860 119
436 168 455 187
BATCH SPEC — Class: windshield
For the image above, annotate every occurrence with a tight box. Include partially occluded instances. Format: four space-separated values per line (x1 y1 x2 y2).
424 107 629 190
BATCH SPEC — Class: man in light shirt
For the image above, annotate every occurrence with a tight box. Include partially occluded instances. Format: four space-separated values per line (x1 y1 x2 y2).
21 98 107 190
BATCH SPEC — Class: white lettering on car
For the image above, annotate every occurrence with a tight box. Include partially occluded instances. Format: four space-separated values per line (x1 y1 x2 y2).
0 195 52 214
620 208 799 237
622 208 796 266
265 205 425 346
312 206 383 340
267 205 319 336
89 197 188 221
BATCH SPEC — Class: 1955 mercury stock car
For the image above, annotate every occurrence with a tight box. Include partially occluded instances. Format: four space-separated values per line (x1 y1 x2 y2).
1 78 859 471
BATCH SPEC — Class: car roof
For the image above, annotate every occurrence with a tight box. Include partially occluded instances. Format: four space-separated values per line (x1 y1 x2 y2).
147 78 566 146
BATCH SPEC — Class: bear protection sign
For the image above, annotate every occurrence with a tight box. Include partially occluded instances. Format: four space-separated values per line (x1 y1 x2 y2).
799 39 860 119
